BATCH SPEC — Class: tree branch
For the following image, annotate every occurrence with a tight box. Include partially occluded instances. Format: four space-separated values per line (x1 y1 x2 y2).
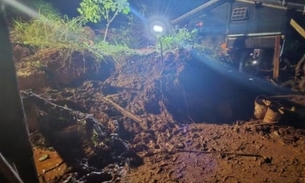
108 9 119 25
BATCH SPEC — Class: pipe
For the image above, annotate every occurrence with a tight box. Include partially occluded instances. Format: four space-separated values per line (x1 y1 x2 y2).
236 0 287 10
0 153 24 183
171 0 225 24
236 0 304 12
172 0 305 25
228 32 282 37
252 0 305 9
225 1 233 44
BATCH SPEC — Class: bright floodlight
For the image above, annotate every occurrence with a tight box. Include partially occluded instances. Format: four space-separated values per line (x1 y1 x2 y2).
153 25 163 33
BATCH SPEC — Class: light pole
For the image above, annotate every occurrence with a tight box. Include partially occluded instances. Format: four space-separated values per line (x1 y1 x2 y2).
152 24 164 68
146 16 169 69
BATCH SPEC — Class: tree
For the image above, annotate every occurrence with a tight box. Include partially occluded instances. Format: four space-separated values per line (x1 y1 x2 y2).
78 0 130 41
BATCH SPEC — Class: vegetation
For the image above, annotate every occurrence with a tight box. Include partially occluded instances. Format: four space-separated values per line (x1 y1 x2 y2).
78 0 130 41
158 27 198 51
10 0 206 65
10 1 131 62
107 15 147 48
107 3 147 48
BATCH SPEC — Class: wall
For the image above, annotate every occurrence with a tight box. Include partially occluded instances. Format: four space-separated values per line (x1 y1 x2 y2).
210 1 288 35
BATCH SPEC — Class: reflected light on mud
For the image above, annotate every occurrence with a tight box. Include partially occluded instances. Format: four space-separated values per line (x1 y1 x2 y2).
2 0 38 18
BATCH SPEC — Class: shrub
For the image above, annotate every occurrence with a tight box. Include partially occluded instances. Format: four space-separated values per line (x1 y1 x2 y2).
158 27 198 51
77 0 130 41
10 1 131 63
107 15 147 49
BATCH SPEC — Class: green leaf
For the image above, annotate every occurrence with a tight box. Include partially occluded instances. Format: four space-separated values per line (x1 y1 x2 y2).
77 0 130 40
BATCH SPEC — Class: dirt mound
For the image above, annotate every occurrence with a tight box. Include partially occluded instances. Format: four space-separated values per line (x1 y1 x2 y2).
102 48 260 124
18 47 305 183
15 46 276 124
15 46 114 90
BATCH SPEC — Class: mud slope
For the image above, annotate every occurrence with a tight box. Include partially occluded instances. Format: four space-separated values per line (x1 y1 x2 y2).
17 47 305 183
102 48 275 124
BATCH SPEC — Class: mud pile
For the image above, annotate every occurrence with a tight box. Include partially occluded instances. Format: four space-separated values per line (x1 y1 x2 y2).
15 45 263 124
101 48 260 124
14 46 114 90
14 45 305 183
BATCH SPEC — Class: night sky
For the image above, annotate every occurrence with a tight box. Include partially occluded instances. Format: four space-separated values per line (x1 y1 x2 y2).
48 0 207 20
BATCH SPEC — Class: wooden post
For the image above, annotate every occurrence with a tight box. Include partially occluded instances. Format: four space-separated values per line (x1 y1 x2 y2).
290 19 305 39
225 1 233 45
273 35 281 80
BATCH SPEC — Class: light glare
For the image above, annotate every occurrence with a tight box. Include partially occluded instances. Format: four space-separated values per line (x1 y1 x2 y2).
153 25 163 33
2 0 38 18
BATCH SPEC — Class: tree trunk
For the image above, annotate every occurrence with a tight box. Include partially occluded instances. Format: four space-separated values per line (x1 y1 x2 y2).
103 23 110 42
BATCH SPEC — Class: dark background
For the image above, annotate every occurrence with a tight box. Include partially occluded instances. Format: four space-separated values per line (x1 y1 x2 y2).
46 0 206 20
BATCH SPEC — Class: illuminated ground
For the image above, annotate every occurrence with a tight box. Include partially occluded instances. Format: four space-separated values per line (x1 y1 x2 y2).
16 46 305 183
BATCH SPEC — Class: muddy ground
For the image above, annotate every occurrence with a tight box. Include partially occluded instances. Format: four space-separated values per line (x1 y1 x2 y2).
14 45 305 183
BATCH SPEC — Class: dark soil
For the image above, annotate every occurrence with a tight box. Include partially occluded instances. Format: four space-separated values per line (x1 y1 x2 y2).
15 46 305 183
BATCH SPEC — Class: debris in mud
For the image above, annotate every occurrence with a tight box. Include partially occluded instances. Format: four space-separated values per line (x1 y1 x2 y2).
34 148 67 182
16 47 305 183
22 91 142 182
100 49 263 124
38 154 50 162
